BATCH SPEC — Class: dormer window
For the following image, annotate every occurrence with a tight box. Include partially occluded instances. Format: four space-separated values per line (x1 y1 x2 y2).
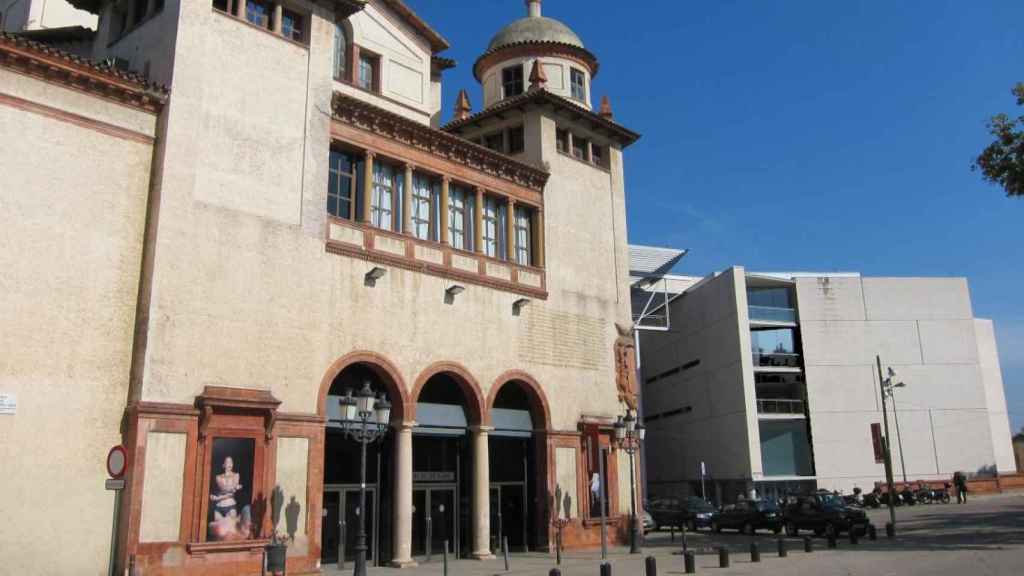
502 65 524 98
570 68 586 102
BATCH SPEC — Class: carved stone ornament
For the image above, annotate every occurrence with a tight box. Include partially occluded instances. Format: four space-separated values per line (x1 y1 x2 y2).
614 322 638 410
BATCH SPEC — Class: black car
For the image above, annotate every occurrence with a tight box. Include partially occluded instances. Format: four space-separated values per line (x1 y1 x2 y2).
783 492 869 537
712 500 784 535
648 496 718 531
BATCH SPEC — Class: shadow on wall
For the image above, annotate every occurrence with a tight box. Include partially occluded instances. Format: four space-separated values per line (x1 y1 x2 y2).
271 485 302 542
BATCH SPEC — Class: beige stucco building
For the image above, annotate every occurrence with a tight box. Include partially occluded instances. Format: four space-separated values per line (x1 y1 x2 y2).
0 1 645 574
638 267 1017 504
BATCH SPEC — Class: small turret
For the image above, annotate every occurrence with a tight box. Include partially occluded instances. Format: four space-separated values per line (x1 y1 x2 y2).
528 60 548 91
599 95 613 119
453 89 473 121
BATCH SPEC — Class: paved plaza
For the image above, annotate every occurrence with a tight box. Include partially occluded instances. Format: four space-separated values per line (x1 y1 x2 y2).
323 493 1024 576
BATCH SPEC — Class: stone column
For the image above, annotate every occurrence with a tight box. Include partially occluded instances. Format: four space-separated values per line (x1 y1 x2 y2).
474 187 484 254
471 426 495 559
391 422 416 567
440 176 450 245
271 3 283 33
362 151 374 224
403 164 414 234
533 207 544 268
234 0 246 19
505 197 516 262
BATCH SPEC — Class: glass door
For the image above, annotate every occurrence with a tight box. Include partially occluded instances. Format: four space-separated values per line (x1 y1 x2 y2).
342 488 375 566
321 490 342 566
412 487 458 562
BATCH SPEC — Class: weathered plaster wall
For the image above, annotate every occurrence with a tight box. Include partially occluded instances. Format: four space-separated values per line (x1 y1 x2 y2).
0 68 156 575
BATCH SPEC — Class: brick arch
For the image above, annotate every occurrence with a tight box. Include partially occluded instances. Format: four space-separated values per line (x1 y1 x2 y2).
410 362 487 426
486 370 551 431
317 351 410 423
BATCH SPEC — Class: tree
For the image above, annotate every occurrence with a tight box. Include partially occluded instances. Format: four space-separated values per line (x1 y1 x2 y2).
973 83 1024 197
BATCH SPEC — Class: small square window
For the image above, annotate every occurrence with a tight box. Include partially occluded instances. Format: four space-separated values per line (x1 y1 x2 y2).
591 144 607 167
282 9 304 43
572 135 588 161
508 126 525 155
502 65 524 98
246 0 270 28
484 132 504 153
556 129 569 154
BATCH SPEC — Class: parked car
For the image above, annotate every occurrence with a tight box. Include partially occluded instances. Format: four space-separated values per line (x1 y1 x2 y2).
783 492 869 537
642 510 656 535
712 499 784 535
648 496 718 531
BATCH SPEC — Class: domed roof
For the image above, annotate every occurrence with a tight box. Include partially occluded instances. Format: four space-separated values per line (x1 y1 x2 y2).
486 15 584 52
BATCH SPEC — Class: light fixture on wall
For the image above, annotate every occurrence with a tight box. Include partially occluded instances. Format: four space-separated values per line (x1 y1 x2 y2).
513 297 531 316
364 266 387 287
444 284 466 304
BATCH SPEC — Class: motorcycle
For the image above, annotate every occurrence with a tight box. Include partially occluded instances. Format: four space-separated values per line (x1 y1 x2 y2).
900 487 916 506
917 484 951 504
862 491 881 509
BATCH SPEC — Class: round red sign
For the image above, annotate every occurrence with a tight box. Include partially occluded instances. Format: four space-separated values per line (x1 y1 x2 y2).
107 445 128 479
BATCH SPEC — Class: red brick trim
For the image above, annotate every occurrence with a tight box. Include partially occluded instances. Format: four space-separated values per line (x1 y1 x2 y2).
0 91 155 144
486 370 552 430
410 361 487 426
316 350 411 423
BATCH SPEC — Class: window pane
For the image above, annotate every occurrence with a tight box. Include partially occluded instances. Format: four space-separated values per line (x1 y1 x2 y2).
246 0 269 28
372 162 395 230
282 10 304 42
412 174 432 240
449 186 467 250
508 126 525 154
502 65 523 98
571 69 586 101
334 23 348 80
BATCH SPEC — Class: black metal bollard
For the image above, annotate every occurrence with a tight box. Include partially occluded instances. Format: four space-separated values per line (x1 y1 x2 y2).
868 524 878 541
803 536 813 553
827 533 837 549
750 542 760 563
684 551 696 574
503 537 511 571
849 528 859 545
549 570 562 576
670 525 675 543
777 538 788 557
645 555 658 576
885 522 895 539
556 529 563 565
600 561 613 576
443 540 449 576
718 547 730 568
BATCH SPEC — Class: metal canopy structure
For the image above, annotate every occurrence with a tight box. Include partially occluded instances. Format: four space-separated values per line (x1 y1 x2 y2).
629 245 688 331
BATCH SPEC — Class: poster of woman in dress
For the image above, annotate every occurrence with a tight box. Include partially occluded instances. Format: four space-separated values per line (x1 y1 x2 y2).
207 438 255 542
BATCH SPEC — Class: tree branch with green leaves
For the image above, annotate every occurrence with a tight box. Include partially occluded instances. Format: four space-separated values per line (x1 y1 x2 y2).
974 83 1024 197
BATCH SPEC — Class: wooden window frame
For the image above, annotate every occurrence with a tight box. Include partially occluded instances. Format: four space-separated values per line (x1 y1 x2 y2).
328 149 357 220
508 125 525 155
570 67 587 102
358 50 382 93
502 64 524 99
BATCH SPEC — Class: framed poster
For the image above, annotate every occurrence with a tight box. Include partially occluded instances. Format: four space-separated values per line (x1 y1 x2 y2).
207 437 256 542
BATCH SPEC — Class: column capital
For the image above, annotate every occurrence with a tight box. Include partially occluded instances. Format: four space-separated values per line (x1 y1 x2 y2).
470 425 495 434
365 149 376 159
394 420 417 431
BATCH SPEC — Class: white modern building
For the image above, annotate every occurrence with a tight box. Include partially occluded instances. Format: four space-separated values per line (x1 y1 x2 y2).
0 0 96 32
636 264 1017 503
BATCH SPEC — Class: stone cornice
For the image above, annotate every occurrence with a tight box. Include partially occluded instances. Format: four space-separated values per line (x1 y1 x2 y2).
332 91 549 192
0 32 167 113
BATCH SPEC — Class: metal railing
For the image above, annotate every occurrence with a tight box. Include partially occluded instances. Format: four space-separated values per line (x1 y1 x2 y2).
756 398 805 415
748 305 797 323
752 352 801 368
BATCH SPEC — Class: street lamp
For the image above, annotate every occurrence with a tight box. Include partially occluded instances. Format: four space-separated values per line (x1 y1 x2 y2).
882 369 908 483
332 381 391 576
614 409 645 554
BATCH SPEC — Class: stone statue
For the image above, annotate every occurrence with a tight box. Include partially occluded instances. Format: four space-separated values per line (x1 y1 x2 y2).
615 323 638 410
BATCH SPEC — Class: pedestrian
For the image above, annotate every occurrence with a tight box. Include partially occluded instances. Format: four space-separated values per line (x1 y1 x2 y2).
953 471 968 504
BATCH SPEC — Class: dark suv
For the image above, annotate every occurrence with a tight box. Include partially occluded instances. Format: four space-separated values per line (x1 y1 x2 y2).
783 492 869 537
648 496 718 531
713 499 783 535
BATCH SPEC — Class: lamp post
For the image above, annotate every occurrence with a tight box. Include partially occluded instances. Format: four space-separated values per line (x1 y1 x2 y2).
883 370 908 483
332 381 391 576
614 409 645 554
875 357 905 536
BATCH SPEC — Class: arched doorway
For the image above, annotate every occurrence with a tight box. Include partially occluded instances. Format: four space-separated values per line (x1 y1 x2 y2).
320 358 406 569
410 365 486 562
488 374 550 553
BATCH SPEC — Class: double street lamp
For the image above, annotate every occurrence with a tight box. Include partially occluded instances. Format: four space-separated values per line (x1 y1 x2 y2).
333 381 391 576
614 409 645 554
882 367 908 483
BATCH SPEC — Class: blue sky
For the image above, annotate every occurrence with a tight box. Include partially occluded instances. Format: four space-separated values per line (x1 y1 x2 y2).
408 1 1024 433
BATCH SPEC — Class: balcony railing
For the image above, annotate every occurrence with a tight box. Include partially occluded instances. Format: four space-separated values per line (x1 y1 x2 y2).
756 398 805 415
748 305 796 324
753 352 801 369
